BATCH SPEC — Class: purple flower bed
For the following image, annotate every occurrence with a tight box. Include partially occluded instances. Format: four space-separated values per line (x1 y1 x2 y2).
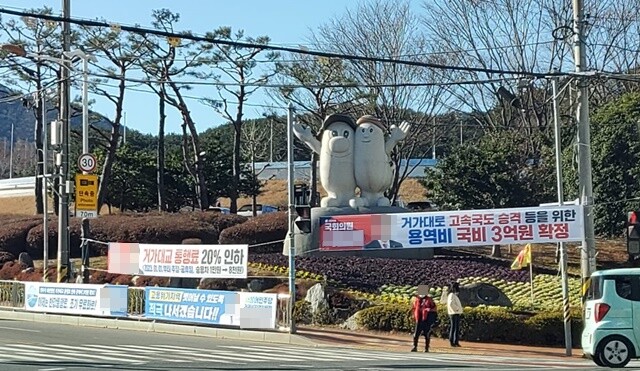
250 253 529 292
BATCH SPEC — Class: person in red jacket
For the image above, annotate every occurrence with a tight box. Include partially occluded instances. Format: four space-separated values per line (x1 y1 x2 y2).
411 285 437 352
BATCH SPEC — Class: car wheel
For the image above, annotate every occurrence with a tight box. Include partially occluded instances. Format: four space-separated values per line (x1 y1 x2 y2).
592 352 605 367
596 335 633 368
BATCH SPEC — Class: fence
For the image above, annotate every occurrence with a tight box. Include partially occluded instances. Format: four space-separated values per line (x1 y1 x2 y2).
0 280 24 308
0 280 292 332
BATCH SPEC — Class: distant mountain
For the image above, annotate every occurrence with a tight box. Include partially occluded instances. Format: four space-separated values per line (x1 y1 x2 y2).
0 84 113 142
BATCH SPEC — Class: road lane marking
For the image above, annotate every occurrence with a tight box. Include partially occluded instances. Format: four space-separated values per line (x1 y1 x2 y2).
37 368 66 371
0 326 41 333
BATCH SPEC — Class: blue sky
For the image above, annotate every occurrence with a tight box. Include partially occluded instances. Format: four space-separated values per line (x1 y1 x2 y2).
1 0 362 134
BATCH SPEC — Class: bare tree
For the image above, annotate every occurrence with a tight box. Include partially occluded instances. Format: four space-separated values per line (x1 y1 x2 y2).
270 53 359 206
311 0 447 202
241 119 269 216
199 27 278 213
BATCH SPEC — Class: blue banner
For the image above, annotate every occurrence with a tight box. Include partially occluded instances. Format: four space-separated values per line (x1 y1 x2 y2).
144 287 239 326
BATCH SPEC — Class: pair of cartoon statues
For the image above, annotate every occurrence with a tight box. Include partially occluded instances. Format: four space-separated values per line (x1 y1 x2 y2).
293 114 411 209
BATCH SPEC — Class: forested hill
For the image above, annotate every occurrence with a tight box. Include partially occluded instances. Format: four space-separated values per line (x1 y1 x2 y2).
0 84 112 142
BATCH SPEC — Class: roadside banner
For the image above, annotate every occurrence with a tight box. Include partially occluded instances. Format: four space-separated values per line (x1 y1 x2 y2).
238 292 278 329
108 243 248 279
24 282 127 317
144 287 239 326
144 288 278 329
319 204 584 251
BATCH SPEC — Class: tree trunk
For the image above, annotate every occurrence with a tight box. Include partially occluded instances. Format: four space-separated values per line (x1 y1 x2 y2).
157 84 166 211
230 121 241 214
491 245 502 258
168 80 208 210
97 66 125 212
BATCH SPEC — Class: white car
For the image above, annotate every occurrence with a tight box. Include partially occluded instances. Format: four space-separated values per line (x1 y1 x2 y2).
236 204 278 217
582 268 640 368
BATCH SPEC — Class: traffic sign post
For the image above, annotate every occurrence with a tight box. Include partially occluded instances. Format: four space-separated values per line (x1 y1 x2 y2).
78 153 96 174
75 173 99 219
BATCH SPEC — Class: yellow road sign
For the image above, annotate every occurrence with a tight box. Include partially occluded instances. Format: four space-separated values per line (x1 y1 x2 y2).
75 173 99 218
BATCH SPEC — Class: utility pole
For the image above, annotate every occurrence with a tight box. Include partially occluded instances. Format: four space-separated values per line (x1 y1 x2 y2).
8 122 13 178
57 0 71 283
573 0 596 280
286 102 296 334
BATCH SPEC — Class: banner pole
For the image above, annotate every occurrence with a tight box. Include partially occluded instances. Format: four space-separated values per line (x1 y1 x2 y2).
529 250 535 309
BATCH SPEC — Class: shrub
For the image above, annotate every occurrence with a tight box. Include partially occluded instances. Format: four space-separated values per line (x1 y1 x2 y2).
0 216 43 257
293 300 312 325
25 217 82 259
219 211 287 253
0 261 26 280
352 303 583 347
356 304 414 332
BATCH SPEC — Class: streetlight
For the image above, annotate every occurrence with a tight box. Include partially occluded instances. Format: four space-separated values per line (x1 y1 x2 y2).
63 49 97 157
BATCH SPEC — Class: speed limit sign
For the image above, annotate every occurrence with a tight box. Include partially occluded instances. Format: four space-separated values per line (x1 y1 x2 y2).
78 153 97 173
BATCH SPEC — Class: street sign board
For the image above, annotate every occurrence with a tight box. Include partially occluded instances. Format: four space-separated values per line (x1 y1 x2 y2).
75 173 98 218
78 153 97 173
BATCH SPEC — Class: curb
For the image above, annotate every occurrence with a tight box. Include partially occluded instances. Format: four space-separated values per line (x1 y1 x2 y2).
0 309 319 347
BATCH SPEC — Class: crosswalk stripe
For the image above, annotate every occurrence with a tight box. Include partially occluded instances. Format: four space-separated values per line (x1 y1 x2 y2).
149 345 273 363
10 344 90 361
69 344 156 360
241 345 373 361
220 345 340 362
3 344 75 362
48 344 160 362
40 344 140 363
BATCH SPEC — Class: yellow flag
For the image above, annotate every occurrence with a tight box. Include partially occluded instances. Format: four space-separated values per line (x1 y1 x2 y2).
511 244 532 270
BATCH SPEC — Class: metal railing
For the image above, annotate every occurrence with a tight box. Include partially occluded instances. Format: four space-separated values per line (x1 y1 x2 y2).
0 280 25 308
276 293 291 332
128 287 145 317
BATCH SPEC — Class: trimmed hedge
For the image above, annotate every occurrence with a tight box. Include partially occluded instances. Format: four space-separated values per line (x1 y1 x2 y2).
219 211 287 253
0 212 249 262
355 304 583 347
0 215 43 257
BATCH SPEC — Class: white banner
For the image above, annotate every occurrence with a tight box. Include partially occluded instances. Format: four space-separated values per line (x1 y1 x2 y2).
238 292 278 329
24 283 128 317
320 205 585 251
138 244 248 279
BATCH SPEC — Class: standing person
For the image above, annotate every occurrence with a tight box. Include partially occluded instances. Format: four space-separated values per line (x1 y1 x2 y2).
411 285 437 352
447 282 463 347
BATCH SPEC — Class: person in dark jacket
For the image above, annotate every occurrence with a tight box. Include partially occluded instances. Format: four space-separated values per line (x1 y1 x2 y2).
411 285 437 352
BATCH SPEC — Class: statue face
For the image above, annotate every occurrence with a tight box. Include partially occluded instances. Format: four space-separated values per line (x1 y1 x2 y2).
356 122 384 146
321 122 354 158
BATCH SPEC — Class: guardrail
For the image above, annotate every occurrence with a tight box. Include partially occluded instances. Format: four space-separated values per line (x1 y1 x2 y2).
0 280 292 332
0 280 25 308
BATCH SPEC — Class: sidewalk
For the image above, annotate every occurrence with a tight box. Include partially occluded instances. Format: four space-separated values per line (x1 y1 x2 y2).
296 326 585 359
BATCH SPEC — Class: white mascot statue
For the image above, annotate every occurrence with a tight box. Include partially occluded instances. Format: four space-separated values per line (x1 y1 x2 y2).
350 115 411 208
292 114 357 208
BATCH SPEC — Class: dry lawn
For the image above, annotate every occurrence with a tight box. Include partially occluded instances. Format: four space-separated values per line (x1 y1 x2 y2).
218 178 428 208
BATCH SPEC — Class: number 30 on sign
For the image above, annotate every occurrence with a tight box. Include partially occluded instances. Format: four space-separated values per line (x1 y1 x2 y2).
78 153 97 173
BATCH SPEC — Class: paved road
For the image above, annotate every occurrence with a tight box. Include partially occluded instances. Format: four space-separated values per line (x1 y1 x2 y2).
0 318 631 370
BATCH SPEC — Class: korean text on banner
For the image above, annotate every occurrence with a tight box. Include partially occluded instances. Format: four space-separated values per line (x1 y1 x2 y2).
24 282 127 317
138 244 248 278
144 287 239 326
319 205 584 251
238 292 278 329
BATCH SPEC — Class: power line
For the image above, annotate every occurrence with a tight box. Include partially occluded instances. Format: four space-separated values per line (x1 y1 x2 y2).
90 72 515 89
0 7 568 79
